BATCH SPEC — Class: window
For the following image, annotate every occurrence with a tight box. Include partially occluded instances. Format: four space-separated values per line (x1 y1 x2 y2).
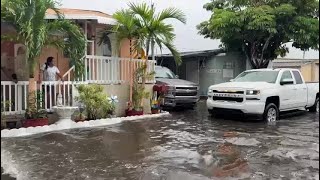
233 71 279 83
224 62 233 69
292 71 303 84
155 66 176 79
280 71 293 82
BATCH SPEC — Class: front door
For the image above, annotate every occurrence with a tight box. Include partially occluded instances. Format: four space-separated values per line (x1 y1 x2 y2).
14 44 28 80
279 70 296 110
292 70 308 108
186 60 199 84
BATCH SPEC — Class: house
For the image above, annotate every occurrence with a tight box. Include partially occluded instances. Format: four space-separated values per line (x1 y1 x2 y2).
269 58 319 82
155 50 247 96
1 8 155 116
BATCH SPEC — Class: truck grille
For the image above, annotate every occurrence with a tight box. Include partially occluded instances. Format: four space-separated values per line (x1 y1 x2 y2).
175 86 198 97
212 96 243 102
176 91 198 96
212 90 244 94
212 90 244 102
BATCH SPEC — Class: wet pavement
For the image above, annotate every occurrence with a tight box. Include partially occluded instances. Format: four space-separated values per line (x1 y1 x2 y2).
1 101 319 180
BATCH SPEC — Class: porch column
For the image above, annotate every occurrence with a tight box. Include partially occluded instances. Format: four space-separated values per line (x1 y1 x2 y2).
84 20 88 81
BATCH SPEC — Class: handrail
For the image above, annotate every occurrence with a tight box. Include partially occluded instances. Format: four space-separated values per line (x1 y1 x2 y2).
62 66 75 78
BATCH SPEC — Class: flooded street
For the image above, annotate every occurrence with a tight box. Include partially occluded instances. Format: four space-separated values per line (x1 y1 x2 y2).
1 102 319 180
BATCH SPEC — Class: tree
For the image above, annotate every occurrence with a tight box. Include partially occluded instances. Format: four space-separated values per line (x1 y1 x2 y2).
100 9 141 107
127 2 186 108
128 2 186 64
100 3 186 109
197 0 319 69
1 0 86 111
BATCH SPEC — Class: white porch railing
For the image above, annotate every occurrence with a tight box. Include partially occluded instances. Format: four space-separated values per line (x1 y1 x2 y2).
69 56 156 84
1 81 29 115
1 81 86 115
1 56 156 115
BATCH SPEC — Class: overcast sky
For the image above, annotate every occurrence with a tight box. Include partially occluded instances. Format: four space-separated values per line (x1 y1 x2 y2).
60 0 319 59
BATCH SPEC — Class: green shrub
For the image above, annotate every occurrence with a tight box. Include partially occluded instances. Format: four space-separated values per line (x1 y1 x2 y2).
25 91 47 119
132 65 155 111
76 84 113 120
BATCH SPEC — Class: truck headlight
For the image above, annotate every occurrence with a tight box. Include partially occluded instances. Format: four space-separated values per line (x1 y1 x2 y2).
208 89 213 93
165 86 175 96
246 90 260 95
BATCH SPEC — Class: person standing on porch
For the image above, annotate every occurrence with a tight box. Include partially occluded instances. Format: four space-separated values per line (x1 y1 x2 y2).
39 57 63 109
40 57 63 82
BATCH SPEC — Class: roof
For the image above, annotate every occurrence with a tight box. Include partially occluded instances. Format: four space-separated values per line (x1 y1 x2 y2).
46 8 112 18
273 58 318 63
271 58 319 67
45 8 116 25
155 49 225 58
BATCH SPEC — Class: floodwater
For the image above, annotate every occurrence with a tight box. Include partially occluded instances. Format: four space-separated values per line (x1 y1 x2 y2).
1 102 319 180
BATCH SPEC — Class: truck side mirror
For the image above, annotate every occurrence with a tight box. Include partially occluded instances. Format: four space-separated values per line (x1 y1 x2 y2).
230 79 234 82
175 75 179 79
280 78 294 85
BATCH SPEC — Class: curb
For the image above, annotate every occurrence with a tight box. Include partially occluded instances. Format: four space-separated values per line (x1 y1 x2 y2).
1 112 170 138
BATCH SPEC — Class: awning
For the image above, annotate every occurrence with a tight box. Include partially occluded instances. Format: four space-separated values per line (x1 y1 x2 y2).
45 14 116 25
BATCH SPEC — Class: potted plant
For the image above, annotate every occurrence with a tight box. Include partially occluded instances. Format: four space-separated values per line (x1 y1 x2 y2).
75 84 114 120
126 65 154 116
151 91 160 114
22 91 48 127
1 100 16 129
107 95 118 118
74 112 86 122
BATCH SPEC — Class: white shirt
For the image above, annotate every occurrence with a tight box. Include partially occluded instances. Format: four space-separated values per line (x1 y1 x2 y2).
41 64 60 81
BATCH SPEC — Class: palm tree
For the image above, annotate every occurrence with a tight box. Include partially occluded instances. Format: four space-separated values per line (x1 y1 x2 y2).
129 2 186 64
128 2 186 107
1 0 86 113
99 9 141 107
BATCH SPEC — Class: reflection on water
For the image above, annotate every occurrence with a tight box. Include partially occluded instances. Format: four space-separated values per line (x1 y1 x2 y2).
1 102 319 180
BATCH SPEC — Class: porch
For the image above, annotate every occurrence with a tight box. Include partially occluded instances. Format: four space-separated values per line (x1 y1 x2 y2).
1 56 156 115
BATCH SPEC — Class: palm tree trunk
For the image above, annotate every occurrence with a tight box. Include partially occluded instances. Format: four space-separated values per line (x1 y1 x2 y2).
151 39 155 61
129 38 133 107
28 59 38 115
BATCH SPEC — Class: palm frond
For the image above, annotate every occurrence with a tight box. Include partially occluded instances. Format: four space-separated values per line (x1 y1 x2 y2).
162 41 182 65
157 7 187 24
1 0 85 78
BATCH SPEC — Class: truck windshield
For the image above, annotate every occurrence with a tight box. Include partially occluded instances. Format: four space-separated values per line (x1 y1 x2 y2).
233 71 279 83
155 67 176 79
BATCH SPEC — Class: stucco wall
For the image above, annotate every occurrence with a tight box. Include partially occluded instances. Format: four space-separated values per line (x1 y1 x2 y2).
71 84 153 117
103 84 153 116
184 52 246 95
301 60 319 82
301 63 312 82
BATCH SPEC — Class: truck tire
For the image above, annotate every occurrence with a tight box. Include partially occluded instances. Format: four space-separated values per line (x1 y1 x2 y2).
309 97 319 113
263 103 279 122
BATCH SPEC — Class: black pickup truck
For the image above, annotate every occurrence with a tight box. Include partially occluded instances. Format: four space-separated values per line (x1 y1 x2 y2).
154 66 199 108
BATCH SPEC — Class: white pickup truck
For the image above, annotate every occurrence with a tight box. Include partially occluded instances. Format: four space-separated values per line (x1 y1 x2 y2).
207 68 319 121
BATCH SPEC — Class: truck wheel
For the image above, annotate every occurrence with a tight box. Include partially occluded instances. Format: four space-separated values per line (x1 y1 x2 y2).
309 97 319 113
263 103 279 122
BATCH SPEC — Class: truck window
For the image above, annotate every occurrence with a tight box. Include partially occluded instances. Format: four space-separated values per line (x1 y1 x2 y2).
233 71 279 83
292 71 303 84
280 71 293 81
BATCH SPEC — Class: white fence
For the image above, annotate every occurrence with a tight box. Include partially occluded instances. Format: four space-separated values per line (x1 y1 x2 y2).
70 56 156 84
1 56 156 115
1 81 29 115
1 81 86 115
